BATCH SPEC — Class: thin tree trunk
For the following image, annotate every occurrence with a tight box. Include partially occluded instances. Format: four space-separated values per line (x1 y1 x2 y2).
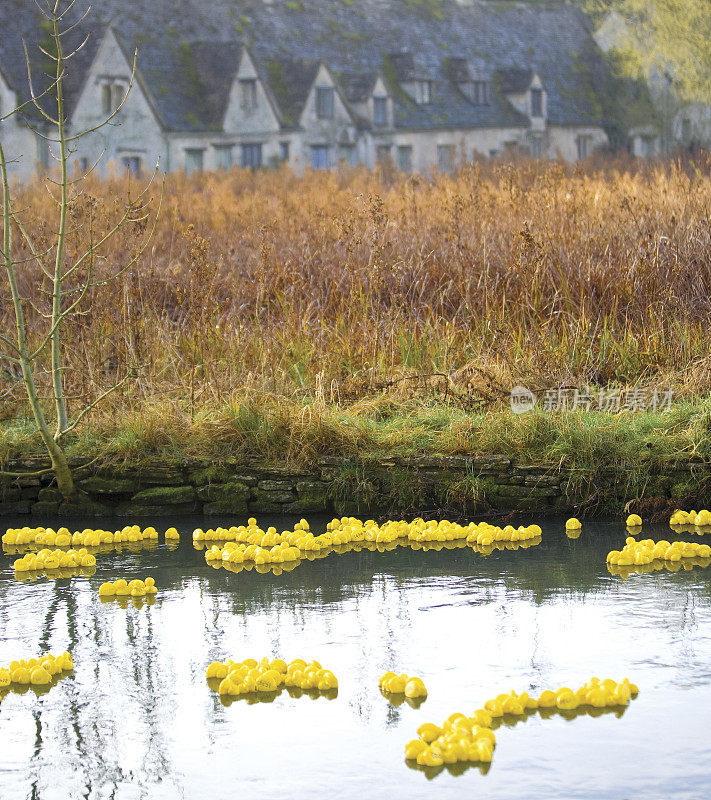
0 141 76 499
51 13 69 437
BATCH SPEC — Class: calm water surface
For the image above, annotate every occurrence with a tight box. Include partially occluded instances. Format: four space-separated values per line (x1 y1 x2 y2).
1 514 710 800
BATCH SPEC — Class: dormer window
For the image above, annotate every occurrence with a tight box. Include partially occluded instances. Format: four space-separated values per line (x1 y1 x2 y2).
373 96 388 127
472 80 489 106
530 88 543 118
415 81 432 105
316 86 335 119
240 79 257 111
461 80 489 105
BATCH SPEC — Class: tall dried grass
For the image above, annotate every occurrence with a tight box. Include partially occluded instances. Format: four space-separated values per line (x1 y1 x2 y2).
1 154 710 460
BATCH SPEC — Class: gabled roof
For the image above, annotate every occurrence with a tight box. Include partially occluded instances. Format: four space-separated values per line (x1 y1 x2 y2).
497 67 535 94
387 52 425 83
262 57 320 128
442 57 472 85
125 37 242 131
339 71 379 104
0 0 611 133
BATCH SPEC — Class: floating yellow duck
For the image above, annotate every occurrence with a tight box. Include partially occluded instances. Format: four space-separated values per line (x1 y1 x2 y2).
206 656 338 699
405 678 638 770
379 672 428 699
199 517 543 575
669 509 711 530
607 537 711 572
3 525 178 551
0 652 73 693
565 518 582 530
626 514 643 528
11 548 98 583
98 577 157 602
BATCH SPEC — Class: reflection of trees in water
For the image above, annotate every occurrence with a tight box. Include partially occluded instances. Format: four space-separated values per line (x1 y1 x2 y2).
2 516 711 796
10 578 174 799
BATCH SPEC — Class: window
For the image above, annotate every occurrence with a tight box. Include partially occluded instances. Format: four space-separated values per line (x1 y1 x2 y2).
279 141 290 162
376 145 392 165
471 80 489 106
79 157 90 173
397 145 413 172
102 82 124 115
315 86 335 119
415 81 431 104
338 144 357 167
530 88 543 118
240 79 257 111
184 148 204 173
241 143 262 169
530 137 543 158
576 135 591 160
310 144 330 170
437 144 454 173
122 156 142 176
214 145 233 170
373 96 388 127
112 84 124 112
102 84 112 115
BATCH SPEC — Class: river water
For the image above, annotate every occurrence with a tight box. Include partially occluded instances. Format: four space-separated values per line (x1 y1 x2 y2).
1 514 710 799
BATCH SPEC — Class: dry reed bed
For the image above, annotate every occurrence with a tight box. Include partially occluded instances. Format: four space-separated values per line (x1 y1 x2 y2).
1 156 710 463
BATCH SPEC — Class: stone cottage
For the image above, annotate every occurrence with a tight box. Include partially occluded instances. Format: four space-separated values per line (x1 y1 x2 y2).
0 0 611 179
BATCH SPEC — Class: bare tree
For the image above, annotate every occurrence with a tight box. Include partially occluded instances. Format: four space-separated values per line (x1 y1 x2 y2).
0 0 161 499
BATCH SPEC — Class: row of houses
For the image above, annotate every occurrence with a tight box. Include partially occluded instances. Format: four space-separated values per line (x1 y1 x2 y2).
0 0 614 180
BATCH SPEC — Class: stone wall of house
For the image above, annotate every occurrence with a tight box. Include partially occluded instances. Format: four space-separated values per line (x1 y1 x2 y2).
548 125 609 161
0 78 43 181
70 30 168 177
0 455 708 520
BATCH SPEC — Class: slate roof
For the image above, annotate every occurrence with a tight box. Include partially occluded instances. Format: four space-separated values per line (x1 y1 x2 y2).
121 38 243 131
261 57 321 128
339 71 379 104
497 67 535 94
0 0 610 133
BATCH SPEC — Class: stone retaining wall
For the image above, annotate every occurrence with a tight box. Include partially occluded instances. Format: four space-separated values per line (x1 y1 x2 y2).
0 455 708 518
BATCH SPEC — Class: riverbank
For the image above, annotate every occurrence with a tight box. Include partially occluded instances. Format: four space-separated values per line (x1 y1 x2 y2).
1 402 709 518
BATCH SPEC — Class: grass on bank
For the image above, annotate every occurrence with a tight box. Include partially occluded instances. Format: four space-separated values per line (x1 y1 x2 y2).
1 396 709 471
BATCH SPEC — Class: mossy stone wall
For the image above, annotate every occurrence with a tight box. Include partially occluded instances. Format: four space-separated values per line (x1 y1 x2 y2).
0 455 708 519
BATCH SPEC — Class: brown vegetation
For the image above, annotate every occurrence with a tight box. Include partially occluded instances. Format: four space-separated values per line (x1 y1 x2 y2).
1 155 710 464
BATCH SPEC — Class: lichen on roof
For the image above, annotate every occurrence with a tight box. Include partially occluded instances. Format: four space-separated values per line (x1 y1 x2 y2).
0 0 617 133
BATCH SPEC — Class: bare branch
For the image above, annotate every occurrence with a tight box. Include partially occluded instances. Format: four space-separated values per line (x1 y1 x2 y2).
60 370 133 436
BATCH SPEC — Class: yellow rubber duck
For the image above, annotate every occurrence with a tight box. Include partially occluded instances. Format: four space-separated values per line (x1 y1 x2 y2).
405 677 427 699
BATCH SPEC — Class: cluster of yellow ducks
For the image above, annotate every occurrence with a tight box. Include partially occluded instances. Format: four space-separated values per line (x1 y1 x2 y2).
98 577 158 600
405 677 638 768
202 517 542 572
608 537 711 567
0 652 74 693
670 509 711 530
206 657 338 699
12 548 97 574
379 672 428 699
2 525 179 548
